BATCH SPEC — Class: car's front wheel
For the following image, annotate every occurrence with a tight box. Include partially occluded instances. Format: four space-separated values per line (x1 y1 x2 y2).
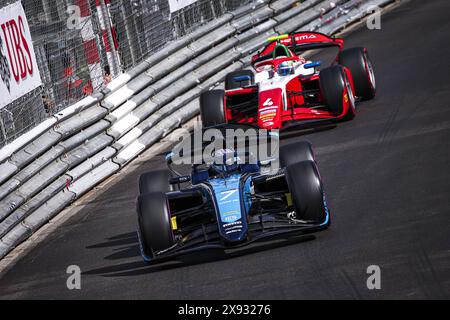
280 141 314 167
285 160 329 226
137 192 174 262
319 65 356 119
200 89 227 128
139 169 172 194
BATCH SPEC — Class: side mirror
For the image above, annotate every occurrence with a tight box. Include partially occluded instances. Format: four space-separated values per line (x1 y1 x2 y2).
233 75 252 87
233 75 251 82
304 61 322 69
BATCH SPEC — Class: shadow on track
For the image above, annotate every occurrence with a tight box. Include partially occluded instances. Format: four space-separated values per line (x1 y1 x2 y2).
280 122 337 140
82 232 316 277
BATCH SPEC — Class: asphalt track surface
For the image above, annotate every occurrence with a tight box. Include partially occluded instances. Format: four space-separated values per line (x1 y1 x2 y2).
1 0 450 299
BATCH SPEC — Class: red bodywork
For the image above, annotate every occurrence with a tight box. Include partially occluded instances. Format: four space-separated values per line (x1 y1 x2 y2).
224 32 356 130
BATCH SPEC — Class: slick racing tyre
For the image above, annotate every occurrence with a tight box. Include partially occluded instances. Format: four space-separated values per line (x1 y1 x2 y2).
139 169 172 194
338 47 376 100
319 65 356 120
137 192 174 261
285 161 329 225
225 70 255 90
280 141 314 167
200 89 227 127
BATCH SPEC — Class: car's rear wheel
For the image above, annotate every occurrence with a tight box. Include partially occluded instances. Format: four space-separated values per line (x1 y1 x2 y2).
139 169 172 194
319 65 355 119
338 47 376 100
225 70 254 90
200 89 227 128
285 161 329 225
280 141 314 167
137 192 174 262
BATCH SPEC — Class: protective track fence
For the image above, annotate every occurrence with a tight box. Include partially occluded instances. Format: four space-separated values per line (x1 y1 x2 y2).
0 0 394 260
0 0 257 148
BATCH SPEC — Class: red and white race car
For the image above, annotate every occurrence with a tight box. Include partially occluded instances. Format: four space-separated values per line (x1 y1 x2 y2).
200 32 376 130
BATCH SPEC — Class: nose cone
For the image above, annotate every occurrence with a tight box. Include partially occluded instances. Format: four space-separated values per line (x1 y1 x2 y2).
258 88 283 129
209 174 248 243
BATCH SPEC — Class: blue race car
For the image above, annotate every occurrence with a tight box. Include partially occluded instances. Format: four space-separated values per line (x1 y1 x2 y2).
136 125 330 262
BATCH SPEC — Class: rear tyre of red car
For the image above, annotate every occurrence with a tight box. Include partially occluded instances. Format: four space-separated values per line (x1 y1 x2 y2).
137 192 174 262
338 47 376 100
200 89 227 128
285 161 329 226
225 70 254 90
319 65 355 120
280 141 314 167
139 169 172 194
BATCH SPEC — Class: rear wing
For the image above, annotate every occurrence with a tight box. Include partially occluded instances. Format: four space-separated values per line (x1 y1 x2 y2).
252 31 344 64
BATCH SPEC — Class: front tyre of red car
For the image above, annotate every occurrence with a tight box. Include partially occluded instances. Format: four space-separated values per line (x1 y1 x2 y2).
200 89 227 128
338 47 376 100
319 65 355 120
137 192 174 262
285 161 330 227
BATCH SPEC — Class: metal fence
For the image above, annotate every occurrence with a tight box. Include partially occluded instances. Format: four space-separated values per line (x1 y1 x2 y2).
0 0 256 148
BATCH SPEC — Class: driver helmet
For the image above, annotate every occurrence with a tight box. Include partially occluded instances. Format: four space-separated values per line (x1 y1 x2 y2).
277 60 295 76
211 149 239 174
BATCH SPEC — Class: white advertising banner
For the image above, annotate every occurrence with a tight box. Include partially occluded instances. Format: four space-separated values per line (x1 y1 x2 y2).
168 0 198 13
0 1 42 109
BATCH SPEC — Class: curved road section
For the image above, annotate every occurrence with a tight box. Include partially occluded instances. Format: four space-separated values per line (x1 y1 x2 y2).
0 0 449 299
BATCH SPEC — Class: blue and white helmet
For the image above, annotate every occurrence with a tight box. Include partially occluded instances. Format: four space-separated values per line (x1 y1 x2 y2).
277 61 294 76
211 148 240 174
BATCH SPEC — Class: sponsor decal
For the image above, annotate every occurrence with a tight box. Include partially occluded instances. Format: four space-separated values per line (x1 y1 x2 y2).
219 189 238 201
223 210 240 216
259 110 277 116
223 215 240 223
171 216 178 230
263 97 274 106
259 101 278 123
0 2 42 109
262 121 274 127
260 113 276 121
225 229 242 235
295 34 317 41
224 220 243 233
222 221 242 228
0 36 10 93
259 106 278 112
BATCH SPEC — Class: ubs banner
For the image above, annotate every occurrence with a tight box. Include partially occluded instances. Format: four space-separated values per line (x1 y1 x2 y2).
0 1 42 109
168 0 198 13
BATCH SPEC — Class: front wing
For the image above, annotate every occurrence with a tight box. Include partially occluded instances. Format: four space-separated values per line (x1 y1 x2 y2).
143 215 329 263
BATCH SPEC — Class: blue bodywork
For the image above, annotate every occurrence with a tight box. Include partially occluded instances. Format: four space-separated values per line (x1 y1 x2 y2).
138 127 330 263
208 174 253 243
